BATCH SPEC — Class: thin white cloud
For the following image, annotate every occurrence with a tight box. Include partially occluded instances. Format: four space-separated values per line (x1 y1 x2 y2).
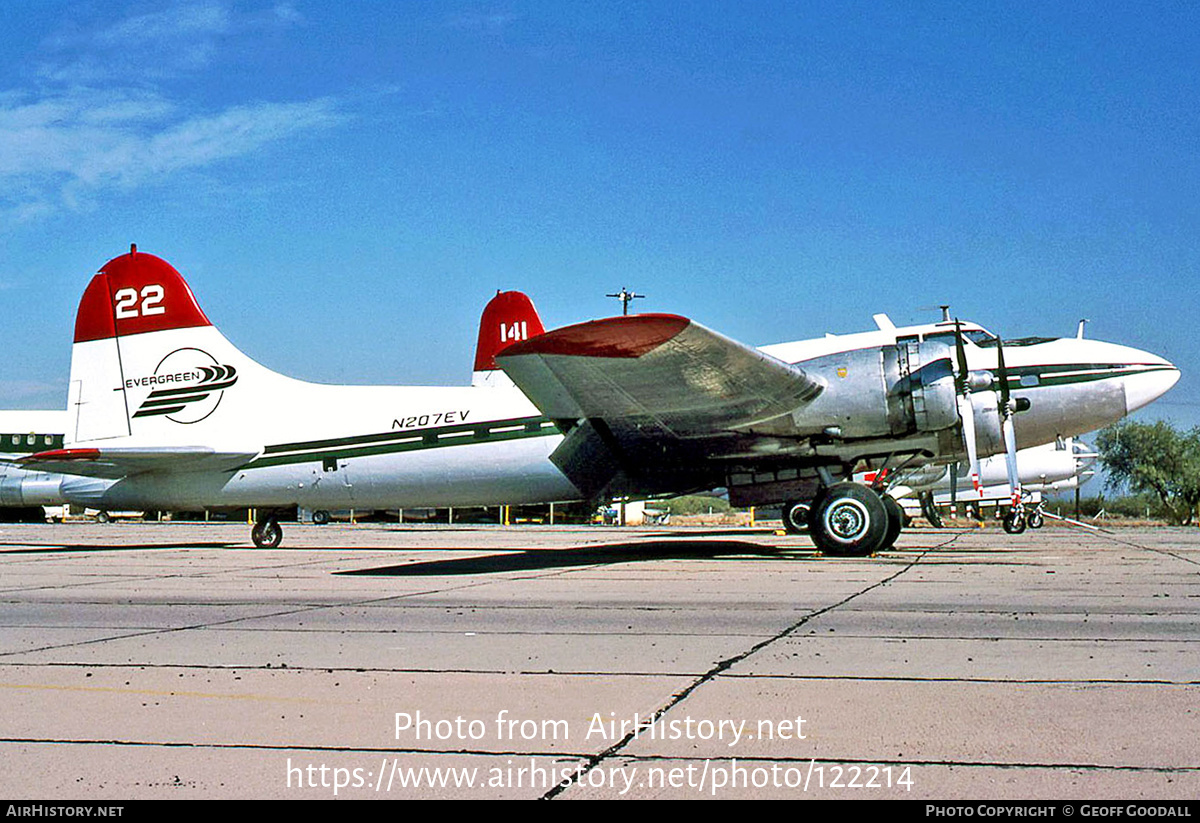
0 3 340 221
0 89 342 215
91 2 231 46
0 380 65 401
445 12 515 31
38 1 302 82
270 3 304 27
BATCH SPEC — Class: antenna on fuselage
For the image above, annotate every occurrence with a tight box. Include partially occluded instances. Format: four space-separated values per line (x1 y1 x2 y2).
940 305 951 322
1076 318 1089 339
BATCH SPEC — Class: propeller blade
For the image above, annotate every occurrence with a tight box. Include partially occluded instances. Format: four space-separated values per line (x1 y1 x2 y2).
1002 412 1021 506
953 320 982 493
953 319 970 390
958 392 983 494
996 333 1011 407
996 337 1021 508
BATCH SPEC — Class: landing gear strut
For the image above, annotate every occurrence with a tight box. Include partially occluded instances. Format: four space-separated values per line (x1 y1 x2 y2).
251 514 283 548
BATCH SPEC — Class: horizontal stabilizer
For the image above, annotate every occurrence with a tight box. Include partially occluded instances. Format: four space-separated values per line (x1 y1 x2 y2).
18 447 258 479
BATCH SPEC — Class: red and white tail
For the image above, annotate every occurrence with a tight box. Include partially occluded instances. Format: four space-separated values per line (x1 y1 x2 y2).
67 246 277 444
472 290 545 387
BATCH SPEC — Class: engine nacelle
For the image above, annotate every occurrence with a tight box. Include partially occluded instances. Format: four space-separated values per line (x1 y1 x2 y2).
0 465 65 506
787 340 959 439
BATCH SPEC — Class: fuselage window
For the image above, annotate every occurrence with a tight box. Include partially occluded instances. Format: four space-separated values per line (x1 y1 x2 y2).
1020 374 1040 387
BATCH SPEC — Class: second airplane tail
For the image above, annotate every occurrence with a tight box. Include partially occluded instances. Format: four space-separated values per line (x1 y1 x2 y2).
471 290 546 387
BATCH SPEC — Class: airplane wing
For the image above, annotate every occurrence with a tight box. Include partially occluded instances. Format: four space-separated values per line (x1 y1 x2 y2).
496 314 824 496
14 447 259 479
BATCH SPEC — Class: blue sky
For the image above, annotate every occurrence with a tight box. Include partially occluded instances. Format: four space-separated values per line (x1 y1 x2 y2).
1 1 1197 431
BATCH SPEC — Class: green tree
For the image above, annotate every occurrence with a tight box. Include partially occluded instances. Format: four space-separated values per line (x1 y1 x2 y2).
1096 421 1200 525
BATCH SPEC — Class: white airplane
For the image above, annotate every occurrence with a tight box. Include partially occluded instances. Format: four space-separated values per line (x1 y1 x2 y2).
7 248 1180 556
9 246 579 544
496 307 1178 554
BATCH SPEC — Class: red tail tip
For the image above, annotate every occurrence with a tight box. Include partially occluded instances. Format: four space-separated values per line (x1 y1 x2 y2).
474 291 545 372
74 250 212 343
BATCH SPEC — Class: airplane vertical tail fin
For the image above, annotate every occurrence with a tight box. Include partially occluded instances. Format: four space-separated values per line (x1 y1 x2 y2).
472 291 545 387
67 246 273 444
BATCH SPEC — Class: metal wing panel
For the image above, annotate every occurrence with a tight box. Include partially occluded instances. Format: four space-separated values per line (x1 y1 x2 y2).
497 314 824 437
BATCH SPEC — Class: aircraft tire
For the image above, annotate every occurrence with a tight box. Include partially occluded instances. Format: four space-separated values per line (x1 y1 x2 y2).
809 483 888 557
881 494 904 550
1027 509 1044 529
252 518 283 548
1002 511 1027 535
918 492 944 528
312 510 330 525
781 501 810 534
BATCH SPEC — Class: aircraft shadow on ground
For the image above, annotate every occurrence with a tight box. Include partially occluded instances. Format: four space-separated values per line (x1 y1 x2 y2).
337 539 815 577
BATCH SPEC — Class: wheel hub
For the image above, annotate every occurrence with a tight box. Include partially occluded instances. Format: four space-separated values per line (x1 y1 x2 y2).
825 499 869 543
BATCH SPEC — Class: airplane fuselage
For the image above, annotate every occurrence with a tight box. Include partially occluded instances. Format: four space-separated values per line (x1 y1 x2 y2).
3 251 1179 529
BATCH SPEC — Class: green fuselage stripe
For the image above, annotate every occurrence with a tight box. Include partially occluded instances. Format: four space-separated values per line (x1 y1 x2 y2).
985 363 1172 391
247 415 559 470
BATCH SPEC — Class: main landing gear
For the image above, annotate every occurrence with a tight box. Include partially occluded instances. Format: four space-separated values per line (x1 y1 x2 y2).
783 483 902 556
781 501 811 534
251 514 283 548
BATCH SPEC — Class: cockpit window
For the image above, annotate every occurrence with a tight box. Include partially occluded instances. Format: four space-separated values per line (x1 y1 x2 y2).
923 329 997 346
986 336 1058 347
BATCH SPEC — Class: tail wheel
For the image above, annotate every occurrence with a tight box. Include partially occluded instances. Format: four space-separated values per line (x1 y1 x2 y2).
252 517 283 548
781 501 811 534
809 483 888 557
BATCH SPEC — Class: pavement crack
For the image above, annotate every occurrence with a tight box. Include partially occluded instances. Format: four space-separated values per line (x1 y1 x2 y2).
539 532 965 799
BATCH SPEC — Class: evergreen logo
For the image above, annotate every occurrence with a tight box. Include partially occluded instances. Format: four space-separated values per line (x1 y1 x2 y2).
130 347 238 423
